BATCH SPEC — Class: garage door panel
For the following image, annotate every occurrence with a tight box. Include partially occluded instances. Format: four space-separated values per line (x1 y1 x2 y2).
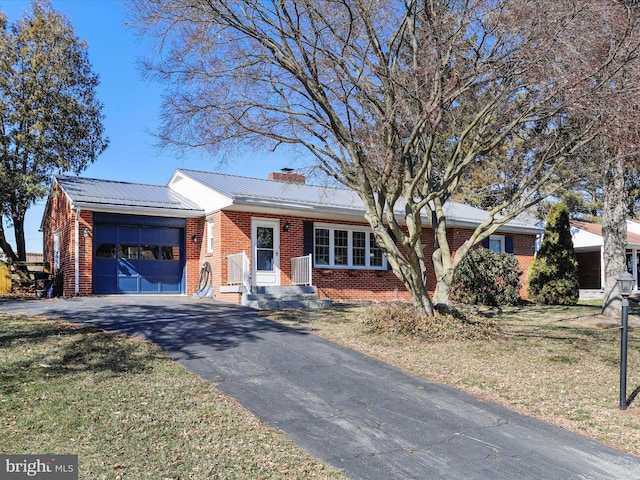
159 228 181 244
139 261 160 276
94 224 116 242
117 259 138 276
140 227 159 243
119 226 138 242
118 276 139 293
140 277 160 292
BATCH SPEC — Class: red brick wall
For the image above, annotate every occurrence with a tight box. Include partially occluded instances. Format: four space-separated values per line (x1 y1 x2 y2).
185 216 205 294
41 182 93 296
208 211 538 303
448 228 537 298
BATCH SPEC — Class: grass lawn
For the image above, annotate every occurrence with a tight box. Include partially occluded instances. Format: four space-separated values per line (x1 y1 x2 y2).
267 301 640 457
0 314 342 479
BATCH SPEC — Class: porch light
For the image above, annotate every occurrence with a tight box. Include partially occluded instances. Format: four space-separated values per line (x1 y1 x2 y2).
191 234 198 243
283 222 290 232
617 271 634 298
83 228 91 238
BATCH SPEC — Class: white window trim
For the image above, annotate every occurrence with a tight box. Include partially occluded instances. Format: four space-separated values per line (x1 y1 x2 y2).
207 220 214 253
314 223 387 270
489 235 505 254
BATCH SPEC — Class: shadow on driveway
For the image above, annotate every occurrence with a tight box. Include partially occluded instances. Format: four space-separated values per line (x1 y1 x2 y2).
0 295 305 361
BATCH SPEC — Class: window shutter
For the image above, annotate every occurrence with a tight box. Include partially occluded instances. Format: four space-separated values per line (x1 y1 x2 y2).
482 237 490 248
386 226 397 244
505 236 514 254
303 221 314 258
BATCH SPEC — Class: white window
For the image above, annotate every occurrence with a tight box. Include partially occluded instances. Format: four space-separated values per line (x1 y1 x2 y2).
207 220 214 253
489 235 505 254
53 230 60 270
313 224 387 269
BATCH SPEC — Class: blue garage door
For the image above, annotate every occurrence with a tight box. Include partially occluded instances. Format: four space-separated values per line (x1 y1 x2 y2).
92 214 186 294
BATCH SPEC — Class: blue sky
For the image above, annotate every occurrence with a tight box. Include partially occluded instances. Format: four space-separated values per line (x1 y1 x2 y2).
1 0 306 254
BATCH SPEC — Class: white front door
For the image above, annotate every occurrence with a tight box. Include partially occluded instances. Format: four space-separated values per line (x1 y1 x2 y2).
252 218 280 286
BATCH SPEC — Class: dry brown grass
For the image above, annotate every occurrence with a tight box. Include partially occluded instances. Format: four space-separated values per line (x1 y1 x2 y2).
0 314 343 479
265 302 640 457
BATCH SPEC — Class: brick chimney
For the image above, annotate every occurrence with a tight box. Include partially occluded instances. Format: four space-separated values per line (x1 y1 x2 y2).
268 168 305 184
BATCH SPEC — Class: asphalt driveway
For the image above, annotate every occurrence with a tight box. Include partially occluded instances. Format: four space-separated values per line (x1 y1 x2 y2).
2 295 640 479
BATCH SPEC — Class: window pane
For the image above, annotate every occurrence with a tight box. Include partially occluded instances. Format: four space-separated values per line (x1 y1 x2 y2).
353 231 365 266
162 245 180 260
140 245 159 260
370 233 383 267
490 238 503 253
315 228 329 265
207 221 214 253
257 250 273 271
95 243 116 258
334 230 348 265
256 227 273 249
118 244 138 259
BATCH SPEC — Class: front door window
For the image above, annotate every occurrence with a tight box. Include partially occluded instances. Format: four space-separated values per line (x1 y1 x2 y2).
256 226 274 271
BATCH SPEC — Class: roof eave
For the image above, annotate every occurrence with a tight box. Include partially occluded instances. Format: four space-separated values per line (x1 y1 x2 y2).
70 202 205 218
232 197 542 234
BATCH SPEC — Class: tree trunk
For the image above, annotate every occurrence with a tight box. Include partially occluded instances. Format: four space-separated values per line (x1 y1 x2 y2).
0 217 19 262
403 266 436 317
601 154 627 318
12 214 27 261
431 204 455 309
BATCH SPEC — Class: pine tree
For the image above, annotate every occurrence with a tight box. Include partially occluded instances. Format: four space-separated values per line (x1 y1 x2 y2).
528 203 580 305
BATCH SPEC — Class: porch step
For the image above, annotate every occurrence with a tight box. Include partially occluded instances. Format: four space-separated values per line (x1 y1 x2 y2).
242 286 332 310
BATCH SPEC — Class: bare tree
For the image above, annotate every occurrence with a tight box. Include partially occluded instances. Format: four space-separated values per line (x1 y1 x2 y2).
132 0 639 316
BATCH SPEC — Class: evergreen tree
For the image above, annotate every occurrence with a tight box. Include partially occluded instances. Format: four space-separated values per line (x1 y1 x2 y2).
0 1 108 261
528 203 580 305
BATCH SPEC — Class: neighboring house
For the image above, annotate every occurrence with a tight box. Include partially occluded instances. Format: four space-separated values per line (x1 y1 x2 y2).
41 169 542 305
571 220 640 291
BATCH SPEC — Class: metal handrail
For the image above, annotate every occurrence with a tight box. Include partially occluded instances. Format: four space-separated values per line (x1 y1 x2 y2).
291 254 312 285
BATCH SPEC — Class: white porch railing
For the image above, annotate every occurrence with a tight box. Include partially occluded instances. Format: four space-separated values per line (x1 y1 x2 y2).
227 251 251 294
291 254 312 286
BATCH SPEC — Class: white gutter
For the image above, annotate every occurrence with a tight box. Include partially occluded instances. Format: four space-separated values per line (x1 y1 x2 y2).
75 207 80 295
231 197 543 235
70 202 204 218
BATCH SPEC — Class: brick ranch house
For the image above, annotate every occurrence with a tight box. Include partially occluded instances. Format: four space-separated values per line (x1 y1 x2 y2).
571 219 640 292
41 169 541 305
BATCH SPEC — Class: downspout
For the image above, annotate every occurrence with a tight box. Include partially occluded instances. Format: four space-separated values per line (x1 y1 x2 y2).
75 207 80 295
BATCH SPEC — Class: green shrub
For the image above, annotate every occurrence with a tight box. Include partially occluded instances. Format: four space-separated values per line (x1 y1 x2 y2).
359 302 500 341
451 247 523 306
527 202 579 305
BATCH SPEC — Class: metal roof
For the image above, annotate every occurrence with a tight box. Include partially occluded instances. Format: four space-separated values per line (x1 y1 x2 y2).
174 169 541 233
55 175 204 215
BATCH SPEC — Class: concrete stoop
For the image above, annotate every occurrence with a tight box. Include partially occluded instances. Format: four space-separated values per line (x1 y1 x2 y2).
242 285 332 310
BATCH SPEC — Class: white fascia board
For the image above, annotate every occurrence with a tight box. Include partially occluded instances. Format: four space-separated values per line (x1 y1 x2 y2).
168 172 233 213
571 227 603 248
70 202 204 218
627 220 640 235
229 197 541 234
